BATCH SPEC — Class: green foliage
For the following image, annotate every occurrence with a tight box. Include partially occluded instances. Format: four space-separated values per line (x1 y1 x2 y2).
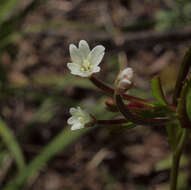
186 79 191 122
151 76 167 106
156 154 188 171
0 1 96 189
137 106 173 119
177 78 191 128
173 46 191 105
0 118 25 172
3 127 91 190
0 0 19 25
166 121 182 151
156 154 188 190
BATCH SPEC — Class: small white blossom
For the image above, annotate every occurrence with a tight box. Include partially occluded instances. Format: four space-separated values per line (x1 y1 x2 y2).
116 67 134 93
67 40 105 77
67 106 91 130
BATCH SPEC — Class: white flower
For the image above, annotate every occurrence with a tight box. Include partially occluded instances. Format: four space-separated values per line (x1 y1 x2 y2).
67 106 91 130
116 67 134 93
67 40 105 77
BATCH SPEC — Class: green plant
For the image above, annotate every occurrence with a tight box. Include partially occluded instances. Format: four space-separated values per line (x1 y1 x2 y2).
67 40 191 190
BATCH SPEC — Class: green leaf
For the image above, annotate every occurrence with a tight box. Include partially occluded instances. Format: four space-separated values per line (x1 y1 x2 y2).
166 121 181 151
177 79 191 128
3 126 91 190
0 118 25 172
151 76 168 106
0 0 19 25
155 154 189 189
155 154 188 171
173 46 191 105
0 0 48 49
136 106 173 119
186 79 191 121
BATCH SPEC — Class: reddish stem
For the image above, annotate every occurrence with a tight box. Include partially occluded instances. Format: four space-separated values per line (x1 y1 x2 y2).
89 75 151 104
97 118 127 125
105 98 152 112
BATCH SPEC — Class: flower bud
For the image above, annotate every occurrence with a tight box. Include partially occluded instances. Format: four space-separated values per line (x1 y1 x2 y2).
115 67 134 93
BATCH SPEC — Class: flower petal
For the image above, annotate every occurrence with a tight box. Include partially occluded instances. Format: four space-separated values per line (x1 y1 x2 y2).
119 67 133 80
89 45 105 66
93 66 100 73
67 62 81 75
69 107 77 114
79 40 90 59
78 71 93 77
77 106 84 114
119 78 132 86
71 123 84 130
69 44 82 63
67 117 76 124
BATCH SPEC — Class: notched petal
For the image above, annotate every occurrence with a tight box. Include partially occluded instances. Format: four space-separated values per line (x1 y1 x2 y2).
69 44 82 63
79 40 91 60
90 45 105 66
79 40 90 50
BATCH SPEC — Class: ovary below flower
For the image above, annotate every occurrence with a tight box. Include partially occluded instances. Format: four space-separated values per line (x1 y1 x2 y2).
67 40 105 77
67 106 91 130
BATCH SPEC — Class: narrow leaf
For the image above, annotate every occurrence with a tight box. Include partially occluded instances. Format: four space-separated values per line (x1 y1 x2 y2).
115 93 169 126
173 46 191 105
186 79 191 122
177 79 191 128
0 118 25 172
3 127 91 190
0 0 19 25
151 76 168 106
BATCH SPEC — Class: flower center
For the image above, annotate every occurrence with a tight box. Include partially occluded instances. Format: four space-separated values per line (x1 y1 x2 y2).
77 114 88 123
80 59 93 72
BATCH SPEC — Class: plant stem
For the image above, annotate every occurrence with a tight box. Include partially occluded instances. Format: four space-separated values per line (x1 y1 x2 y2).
89 75 152 105
173 46 191 106
170 128 189 190
97 118 127 125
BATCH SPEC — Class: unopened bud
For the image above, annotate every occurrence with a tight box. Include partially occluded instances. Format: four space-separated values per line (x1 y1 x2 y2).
115 67 134 93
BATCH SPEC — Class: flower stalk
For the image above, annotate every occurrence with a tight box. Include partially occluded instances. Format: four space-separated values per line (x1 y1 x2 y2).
67 40 191 190
105 97 153 112
96 118 127 125
89 75 152 105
